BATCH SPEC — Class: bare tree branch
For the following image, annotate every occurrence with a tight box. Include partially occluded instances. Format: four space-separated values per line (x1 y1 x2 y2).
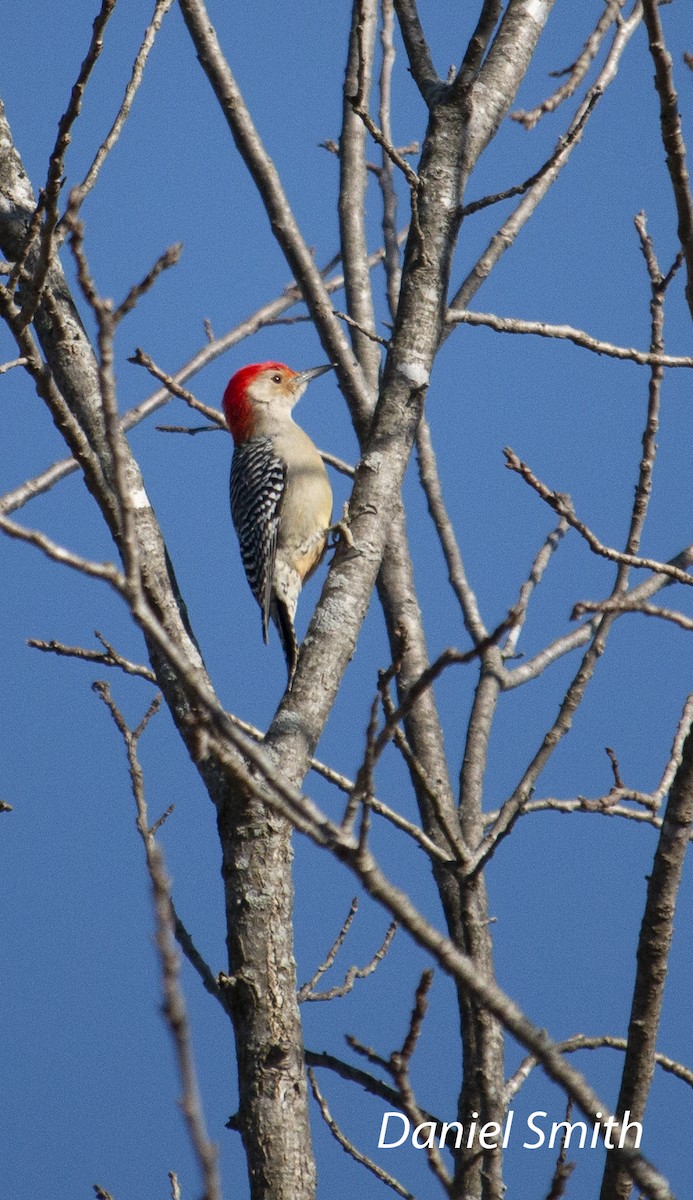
502 544 693 688
600 720 693 1199
0 355 27 373
642 0 693 316
504 519 569 659
544 1099 576 1200
378 0 403 320
572 598 693 631
308 1070 415 1200
65 0 176 223
415 417 488 645
27 632 157 681
504 447 693 587
299 904 397 1003
448 5 642 321
14 0 117 328
339 0 383 389
306 1047 441 1126
392 0 442 105
461 88 601 219
389 971 452 1191
447 307 693 369
506 1033 693 1107
129 347 226 427
93 682 221 1200
512 0 626 128
456 0 502 90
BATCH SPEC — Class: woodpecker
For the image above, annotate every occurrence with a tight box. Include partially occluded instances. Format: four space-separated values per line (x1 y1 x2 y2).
223 361 334 688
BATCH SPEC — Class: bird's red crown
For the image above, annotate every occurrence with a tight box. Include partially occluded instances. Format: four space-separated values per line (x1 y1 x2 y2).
222 361 295 443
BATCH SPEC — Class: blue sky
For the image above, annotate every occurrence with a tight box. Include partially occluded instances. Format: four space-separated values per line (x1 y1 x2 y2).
2 3 692 1198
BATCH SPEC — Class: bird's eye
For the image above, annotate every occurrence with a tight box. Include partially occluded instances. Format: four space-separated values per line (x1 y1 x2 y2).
271 373 282 384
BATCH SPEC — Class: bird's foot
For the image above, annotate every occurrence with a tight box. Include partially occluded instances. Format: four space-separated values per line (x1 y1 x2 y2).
328 502 356 550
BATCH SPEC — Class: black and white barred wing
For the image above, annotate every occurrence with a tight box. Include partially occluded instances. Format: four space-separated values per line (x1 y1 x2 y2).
230 437 286 642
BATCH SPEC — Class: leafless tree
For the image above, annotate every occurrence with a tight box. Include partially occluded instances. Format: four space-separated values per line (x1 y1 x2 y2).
1 3 692 1199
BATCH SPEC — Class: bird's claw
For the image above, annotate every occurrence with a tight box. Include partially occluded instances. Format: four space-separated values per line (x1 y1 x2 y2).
328 501 356 550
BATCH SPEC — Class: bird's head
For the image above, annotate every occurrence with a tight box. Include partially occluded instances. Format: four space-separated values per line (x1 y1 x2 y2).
222 361 333 443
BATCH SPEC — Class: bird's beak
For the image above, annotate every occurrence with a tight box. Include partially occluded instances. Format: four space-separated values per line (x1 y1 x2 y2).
293 363 336 387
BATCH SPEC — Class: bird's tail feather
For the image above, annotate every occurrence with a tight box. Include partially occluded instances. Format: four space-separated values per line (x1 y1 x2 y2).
273 598 299 689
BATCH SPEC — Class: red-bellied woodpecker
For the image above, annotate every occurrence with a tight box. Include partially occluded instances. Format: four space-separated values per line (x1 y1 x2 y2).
222 361 334 688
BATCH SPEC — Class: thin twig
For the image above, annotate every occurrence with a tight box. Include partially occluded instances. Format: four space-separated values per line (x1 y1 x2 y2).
66 0 176 225
16 0 117 328
369 796 458 863
308 1070 415 1200
306 1047 441 1126
504 519 569 658
0 356 27 374
485 695 693 832
504 448 693 588
512 1 625 129
349 2 423 256
483 797 665 830
471 477 679 874
641 0 693 317
26 633 157 681
347 1032 391 1073
333 309 390 347
298 897 360 999
503 544 693 689
544 1098 576 1200
373 607 522 769
378 0 403 319
398 968 434 1064
462 90 600 218
446 6 644 328
378 665 469 863
300 916 393 1003
171 900 224 1004
447 307 693 369
615 215 681 590
129 348 225 427
606 746 624 790
390 971 452 1190
0 511 124 588
155 420 356 477
506 1034 693 1106
573 599 693 631
93 683 221 1200
416 417 488 645
114 244 183 324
